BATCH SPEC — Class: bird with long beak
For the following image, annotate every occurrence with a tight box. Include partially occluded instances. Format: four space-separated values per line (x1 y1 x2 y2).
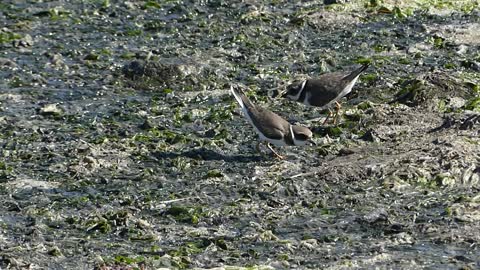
231 86 315 159
282 64 369 124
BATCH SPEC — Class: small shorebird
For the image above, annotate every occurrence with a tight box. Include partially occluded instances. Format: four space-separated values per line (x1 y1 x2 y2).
231 86 315 159
282 64 369 124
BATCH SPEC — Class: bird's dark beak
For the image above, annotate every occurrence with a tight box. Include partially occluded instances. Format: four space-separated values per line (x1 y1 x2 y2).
308 139 316 146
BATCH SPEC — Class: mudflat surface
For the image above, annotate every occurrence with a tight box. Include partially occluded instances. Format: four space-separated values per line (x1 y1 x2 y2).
0 1 479 269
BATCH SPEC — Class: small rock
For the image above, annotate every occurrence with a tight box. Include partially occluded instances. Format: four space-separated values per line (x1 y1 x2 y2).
137 110 148 117
76 142 90 153
123 1 136 10
0 57 17 67
122 59 202 82
461 164 480 186
338 148 355 156
391 232 414 245
300 238 318 250
136 219 152 229
84 53 99 61
83 156 97 165
448 97 466 110
50 53 64 66
0 116 8 125
102 74 115 84
13 34 33 47
38 103 63 116
407 46 420 54
191 119 205 132
155 254 173 268
94 255 104 266
363 208 389 223
31 74 47 85
47 246 62 257
456 44 468 55
471 61 480 71
44 52 66 68
270 260 290 269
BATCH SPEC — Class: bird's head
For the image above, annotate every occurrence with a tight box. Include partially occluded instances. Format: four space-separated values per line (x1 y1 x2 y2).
290 125 316 146
282 80 306 101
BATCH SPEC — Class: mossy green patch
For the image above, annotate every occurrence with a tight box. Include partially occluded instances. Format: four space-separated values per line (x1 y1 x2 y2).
48 247 63 257
443 62 456 69
206 105 234 123
362 73 377 84
165 204 203 224
0 161 14 180
464 97 480 112
355 57 372 65
428 36 445 49
0 31 21 44
205 169 224 178
143 0 162 9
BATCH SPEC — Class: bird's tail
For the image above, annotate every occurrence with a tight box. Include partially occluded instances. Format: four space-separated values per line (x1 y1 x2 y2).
343 63 369 82
230 85 252 110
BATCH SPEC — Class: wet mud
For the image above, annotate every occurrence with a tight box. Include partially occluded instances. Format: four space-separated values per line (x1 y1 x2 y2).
0 1 479 269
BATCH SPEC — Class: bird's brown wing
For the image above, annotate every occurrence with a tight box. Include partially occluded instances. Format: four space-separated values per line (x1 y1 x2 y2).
305 76 345 107
231 86 290 141
246 104 290 140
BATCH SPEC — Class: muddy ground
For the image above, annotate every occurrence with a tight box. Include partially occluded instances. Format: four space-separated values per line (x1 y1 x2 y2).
0 0 479 269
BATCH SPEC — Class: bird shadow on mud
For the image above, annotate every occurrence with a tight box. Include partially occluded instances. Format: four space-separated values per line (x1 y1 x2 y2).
152 148 267 163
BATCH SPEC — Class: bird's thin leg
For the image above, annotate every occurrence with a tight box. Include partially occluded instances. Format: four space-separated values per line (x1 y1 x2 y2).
332 101 342 125
322 109 333 125
267 143 284 160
